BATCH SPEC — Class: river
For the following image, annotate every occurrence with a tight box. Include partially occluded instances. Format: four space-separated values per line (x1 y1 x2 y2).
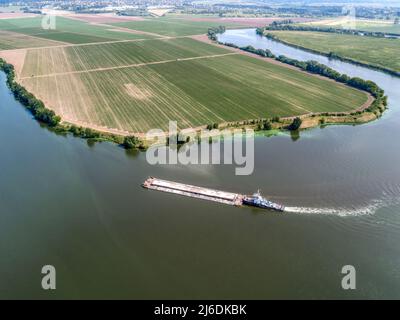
1 28 400 299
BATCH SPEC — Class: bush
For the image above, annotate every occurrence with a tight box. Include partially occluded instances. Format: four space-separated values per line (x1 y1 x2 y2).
272 116 280 122
289 117 302 131
207 26 226 40
123 136 142 149
83 128 100 139
263 120 272 130
239 45 275 58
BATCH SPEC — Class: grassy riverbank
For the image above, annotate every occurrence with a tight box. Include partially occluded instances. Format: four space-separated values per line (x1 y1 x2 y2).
265 30 400 76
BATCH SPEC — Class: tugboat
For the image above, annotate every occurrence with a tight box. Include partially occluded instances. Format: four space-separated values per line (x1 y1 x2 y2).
243 190 285 212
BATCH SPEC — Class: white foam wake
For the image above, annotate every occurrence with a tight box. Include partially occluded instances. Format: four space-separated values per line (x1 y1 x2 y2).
284 198 389 217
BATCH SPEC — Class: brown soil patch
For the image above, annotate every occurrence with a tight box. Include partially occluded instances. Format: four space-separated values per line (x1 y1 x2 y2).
124 83 153 100
148 9 172 17
0 48 26 77
300 111 378 129
358 93 375 112
63 119 135 137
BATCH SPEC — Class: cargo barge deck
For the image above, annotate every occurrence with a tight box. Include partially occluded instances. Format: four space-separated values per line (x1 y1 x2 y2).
142 177 243 206
142 177 285 212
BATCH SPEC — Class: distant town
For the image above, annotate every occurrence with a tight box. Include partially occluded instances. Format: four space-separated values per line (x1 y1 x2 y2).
1 0 400 20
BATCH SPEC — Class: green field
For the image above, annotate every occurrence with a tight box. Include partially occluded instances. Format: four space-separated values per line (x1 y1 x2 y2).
0 16 157 45
0 15 370 134
111 16 245 36
351 21 400 35
0 30 62 50
21 38 228 77
20 51 368 133
269 30 400 73
303 18 400 35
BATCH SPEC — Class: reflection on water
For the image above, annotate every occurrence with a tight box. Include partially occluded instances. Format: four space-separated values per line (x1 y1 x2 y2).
1 29 400 298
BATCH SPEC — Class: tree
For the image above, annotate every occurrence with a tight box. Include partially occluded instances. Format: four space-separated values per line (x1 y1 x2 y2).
272 116 280 122
263 120 272 130
123 136 141 149
289 117 302 131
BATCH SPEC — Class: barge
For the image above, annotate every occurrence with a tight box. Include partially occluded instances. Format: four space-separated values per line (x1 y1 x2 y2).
142 177 285 212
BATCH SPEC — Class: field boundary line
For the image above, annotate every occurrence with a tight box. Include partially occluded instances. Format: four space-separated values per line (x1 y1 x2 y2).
86 21 168 38
0 29 69 48
1 35 201 52
20 52 239 79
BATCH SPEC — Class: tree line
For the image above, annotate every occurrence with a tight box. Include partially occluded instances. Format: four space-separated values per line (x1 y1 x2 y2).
257 24 397 38
274 56 385 99
222 42 276 58
207 26 226 41
0 58 61 127
0 58 127 147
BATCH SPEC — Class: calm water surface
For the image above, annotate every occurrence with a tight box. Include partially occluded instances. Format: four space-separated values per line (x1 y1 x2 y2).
1 29 400 298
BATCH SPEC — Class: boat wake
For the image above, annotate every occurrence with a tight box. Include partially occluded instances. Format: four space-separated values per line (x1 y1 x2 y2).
284 197 398 217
